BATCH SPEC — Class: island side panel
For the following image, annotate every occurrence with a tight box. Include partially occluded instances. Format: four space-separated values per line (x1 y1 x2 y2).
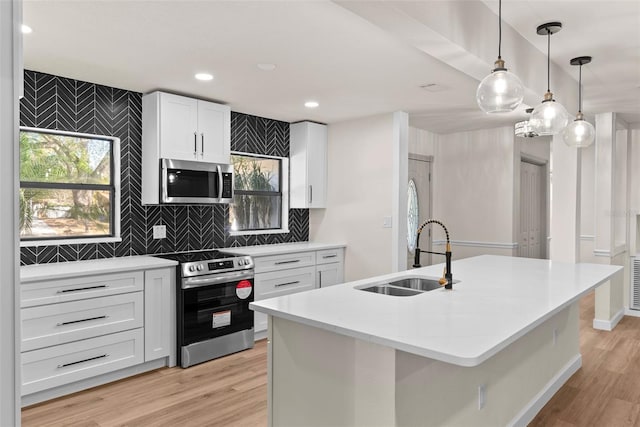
270 316 396 427
394 303 581 426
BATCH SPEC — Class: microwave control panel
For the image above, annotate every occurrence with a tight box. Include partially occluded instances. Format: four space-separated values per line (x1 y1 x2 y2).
221 172 233 198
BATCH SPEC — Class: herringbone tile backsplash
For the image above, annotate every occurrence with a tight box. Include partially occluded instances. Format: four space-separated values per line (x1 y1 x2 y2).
20 70 309 265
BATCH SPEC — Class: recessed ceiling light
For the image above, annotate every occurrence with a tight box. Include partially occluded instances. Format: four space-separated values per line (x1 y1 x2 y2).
195 73 214 81
304 101 319 108
21 24 32 34
257 63 276 71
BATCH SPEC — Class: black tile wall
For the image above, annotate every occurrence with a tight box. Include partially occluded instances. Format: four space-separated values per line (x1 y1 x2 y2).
20 70 309 265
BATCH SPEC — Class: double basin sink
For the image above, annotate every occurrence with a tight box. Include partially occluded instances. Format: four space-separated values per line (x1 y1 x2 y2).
357 276 459 296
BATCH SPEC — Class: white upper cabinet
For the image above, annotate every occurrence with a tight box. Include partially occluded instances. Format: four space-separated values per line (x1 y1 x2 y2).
148 91 230 164
141 91 231 204
290 121 327 208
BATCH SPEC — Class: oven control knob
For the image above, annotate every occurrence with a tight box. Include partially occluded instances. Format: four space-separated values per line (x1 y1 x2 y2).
238 259 245 266
189 265 196 272
197 264 204 271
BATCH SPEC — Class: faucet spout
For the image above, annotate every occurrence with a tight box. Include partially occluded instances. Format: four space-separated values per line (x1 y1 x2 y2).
413 219 454 290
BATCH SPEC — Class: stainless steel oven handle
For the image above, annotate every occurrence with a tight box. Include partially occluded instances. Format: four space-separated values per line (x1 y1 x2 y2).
182 270 254 289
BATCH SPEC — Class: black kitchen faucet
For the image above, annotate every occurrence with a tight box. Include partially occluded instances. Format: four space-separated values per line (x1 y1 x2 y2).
413 219 453 290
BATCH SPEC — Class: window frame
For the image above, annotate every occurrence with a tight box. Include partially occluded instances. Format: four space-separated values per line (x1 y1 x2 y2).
18 126 121 246
229 151 289 236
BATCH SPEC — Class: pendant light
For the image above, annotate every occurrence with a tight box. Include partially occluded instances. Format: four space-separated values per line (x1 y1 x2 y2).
562 56 595 147
529 22 570 135
476 0 524 113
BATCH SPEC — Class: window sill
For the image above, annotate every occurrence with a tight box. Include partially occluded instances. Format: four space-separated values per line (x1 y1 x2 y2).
229 228 290 237
20 236 123 247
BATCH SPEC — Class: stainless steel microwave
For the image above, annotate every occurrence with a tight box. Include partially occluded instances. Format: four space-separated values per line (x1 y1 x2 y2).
161 158 233 204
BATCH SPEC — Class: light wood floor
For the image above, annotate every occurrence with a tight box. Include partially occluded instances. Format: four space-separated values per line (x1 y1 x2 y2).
22 292 640 426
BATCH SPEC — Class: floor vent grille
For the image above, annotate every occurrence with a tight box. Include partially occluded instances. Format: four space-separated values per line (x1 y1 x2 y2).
632 257 640 310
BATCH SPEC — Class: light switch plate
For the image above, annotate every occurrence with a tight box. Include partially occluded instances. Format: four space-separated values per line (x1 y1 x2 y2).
152 225 166 239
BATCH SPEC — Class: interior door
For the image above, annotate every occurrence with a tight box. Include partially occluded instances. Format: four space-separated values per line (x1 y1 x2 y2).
408 155 432 268
520 160 545 259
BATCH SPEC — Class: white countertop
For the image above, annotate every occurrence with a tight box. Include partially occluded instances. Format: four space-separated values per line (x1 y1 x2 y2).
223 242 345 257
21 256 178 283
251 255 622 367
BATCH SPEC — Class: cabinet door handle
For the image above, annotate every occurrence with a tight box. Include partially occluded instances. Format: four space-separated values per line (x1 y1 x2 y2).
318 270 322 287
57 354 109 369
194 132 197 155
322 254 337 259
309 185 313 204
201 133 204 156
274 260 300 265
275 281 300 288
56 315 109 327
57 285 107 294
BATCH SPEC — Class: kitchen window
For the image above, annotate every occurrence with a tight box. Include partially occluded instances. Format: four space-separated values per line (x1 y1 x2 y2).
230 153 289 234
19 127 120 244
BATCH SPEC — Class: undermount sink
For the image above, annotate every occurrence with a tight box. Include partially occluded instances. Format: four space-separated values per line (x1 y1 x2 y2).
359 285 423 297
356 276 460 297
389 277 459 292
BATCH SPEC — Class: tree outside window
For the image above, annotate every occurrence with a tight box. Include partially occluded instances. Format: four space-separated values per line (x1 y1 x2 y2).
230 154 283 231
19 128 118 240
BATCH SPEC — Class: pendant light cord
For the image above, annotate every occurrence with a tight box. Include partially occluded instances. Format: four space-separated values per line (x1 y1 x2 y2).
498 0 502 59
578 64 583 113
546 29 551 92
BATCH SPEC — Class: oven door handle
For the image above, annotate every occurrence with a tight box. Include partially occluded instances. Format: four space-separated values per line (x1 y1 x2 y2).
181 270 254 289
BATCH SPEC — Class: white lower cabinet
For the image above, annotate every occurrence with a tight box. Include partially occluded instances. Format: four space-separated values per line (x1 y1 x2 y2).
144 268 175 362
252 248 344 336
20 262 176 402
22 329 144 396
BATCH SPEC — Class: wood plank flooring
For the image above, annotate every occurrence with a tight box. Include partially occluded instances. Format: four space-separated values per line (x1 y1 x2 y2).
22 292 640 426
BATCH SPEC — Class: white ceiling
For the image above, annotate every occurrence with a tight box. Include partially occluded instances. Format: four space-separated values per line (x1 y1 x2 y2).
23 0 640 134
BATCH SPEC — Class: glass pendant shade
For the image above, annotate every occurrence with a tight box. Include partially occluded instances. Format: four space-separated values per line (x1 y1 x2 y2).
476 65 524 113
529 94 570 136
562 113 595 148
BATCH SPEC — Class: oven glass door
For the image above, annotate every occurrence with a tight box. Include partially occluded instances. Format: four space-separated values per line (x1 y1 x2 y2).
181 279 254 346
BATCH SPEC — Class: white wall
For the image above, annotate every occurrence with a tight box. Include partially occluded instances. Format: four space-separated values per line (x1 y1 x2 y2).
1 0 20 425
433 126 517 259
309 113 396 281
580 142 597 263
408 126 436 157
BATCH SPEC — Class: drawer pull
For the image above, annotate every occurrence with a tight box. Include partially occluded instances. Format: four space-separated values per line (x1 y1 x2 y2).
57 354 109 369
275 281 300 288
57 285 108 294
322 254 337 259
274 260 301 265
56 315 109 327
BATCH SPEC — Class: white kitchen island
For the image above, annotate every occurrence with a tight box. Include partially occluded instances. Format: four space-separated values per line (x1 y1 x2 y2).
250 255 621 427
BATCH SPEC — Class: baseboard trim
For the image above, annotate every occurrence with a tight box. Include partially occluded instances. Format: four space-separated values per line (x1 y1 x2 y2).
592 308 625 331
508 354 582 427
624 307 640 317
254 329 268 341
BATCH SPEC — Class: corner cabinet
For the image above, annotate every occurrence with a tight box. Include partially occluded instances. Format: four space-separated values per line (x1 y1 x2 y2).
141 91 231 204
290 121 328 208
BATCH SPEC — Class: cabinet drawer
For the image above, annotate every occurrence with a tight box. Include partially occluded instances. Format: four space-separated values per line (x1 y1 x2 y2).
316 248 344 265
21 271 144 308
253 252 316 274
22 329 144 396
21 292 144 352
255 266 316 300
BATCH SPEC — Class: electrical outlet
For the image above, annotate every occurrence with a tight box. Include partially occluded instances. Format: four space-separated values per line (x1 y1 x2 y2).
382 217 392 228
478 384 486 410
153 225 166 239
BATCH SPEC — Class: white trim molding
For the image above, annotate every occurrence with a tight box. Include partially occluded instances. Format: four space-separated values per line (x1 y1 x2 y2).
592 308 625 331
593 249 611 257
508 354 582 427
433 239 518 250
624 308 640 318
580 235 595 241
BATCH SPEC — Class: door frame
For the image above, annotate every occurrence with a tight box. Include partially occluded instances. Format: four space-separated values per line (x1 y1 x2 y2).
409 153 433 267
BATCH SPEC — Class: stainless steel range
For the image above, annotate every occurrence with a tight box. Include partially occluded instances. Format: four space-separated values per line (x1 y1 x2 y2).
158 250 254 368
